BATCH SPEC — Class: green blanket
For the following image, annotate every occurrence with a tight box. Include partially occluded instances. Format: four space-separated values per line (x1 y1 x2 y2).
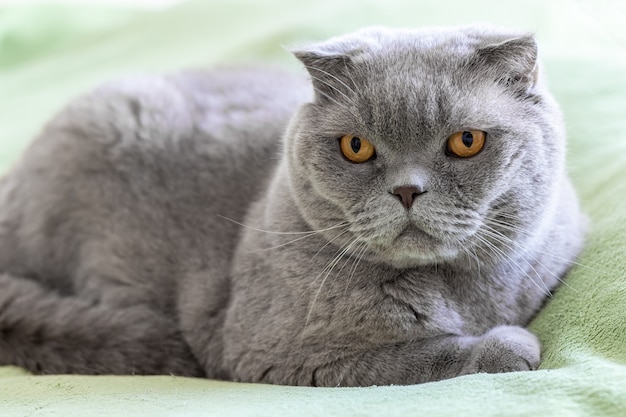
1 0 625 416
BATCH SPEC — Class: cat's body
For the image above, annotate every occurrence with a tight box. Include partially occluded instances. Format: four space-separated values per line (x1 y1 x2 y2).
0 26 586 386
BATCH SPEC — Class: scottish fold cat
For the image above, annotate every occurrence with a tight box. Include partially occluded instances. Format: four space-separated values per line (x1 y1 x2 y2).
0 25 586 386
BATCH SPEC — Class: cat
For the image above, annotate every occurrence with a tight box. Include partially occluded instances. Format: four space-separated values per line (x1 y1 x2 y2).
0 25 586 386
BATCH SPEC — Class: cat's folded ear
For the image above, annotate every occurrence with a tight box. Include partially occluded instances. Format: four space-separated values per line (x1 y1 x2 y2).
471 34 540 95
289 36 370 103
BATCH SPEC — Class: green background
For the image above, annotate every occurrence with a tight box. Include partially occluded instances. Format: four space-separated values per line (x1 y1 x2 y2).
1 0 625 416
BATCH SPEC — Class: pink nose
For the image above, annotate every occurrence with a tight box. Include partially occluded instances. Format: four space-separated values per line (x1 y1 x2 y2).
390 185 426 209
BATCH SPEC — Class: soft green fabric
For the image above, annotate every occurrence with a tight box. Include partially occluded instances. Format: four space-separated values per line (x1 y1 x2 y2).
1 0 625 416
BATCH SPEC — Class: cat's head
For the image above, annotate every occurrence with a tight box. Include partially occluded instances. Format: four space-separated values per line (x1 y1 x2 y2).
284 26 565 268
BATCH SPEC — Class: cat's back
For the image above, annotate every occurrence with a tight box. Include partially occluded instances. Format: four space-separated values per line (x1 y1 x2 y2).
0 68 310 304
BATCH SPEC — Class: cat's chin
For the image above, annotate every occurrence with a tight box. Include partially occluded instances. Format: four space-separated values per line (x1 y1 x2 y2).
370 225 459 268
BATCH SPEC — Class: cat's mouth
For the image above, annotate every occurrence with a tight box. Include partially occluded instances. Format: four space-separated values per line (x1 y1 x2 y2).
365 223 456 267
394 224 440 248
396 227 459 266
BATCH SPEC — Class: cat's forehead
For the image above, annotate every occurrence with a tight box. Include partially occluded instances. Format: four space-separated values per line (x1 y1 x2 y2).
355 39 468 99
350 34 488 137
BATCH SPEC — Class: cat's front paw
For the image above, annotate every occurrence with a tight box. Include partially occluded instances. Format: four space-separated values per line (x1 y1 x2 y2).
461 326 541 375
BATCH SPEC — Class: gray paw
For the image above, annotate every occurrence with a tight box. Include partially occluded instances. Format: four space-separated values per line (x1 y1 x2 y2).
461 326 541 375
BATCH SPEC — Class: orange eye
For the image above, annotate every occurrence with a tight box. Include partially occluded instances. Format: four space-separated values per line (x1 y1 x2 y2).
446 130 486 158
340 134 376 163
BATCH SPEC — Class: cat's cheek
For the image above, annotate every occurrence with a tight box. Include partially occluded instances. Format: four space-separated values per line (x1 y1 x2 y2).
296 158 378 214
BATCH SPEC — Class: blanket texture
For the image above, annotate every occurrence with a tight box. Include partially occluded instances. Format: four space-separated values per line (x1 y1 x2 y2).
1 0 625 416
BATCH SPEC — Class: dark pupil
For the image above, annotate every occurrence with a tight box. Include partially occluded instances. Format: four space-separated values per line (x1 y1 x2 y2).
350 137 362 153
462 131 474 148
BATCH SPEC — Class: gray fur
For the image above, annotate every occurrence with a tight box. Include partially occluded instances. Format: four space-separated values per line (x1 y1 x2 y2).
0 26 586 386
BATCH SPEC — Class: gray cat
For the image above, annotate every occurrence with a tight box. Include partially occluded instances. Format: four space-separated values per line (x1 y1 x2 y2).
0 25 586 386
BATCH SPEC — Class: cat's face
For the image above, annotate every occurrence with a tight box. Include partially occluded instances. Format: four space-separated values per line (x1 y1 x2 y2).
285 26 565 268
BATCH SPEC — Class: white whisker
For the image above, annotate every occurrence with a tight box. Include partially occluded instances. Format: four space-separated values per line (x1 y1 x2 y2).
305 73 362 121
294 234 353 308
308 228 353 265
308 75 353 103
486 216 604 275
304 237 361 328
480 224 580 294
474 231 552 296
217 215 349 236
459 244 481 276
344 241 369 296
254 232 331 252
254 223 350 253
304 65 358 97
